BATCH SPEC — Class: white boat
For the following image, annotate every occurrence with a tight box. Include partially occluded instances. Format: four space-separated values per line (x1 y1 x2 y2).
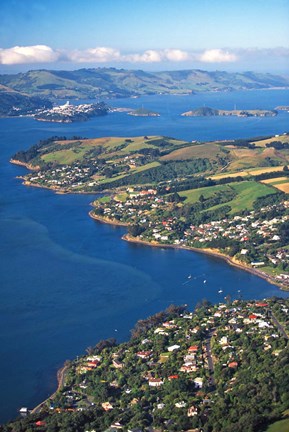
218 289 223 293
19 407 28 413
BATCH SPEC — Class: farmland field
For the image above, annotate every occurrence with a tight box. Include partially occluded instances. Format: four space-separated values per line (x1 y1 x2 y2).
160 142 224 161
211 166 285 180
180 181 276 214
180 184 232 203
251 134 289 147
273 183 289 193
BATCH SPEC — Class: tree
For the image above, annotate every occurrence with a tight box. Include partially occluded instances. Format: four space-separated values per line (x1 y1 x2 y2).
128 224 146 237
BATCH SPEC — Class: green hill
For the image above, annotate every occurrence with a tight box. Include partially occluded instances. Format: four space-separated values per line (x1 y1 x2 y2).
1 68 289 99
0 84 52 116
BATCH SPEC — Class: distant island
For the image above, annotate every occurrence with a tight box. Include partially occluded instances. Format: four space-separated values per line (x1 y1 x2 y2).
275 106 289 111
128 107 160 117
34 101 109 123
181 106 278 117
4 298 289 432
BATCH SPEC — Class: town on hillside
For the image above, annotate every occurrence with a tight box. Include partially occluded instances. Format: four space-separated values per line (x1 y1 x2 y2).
5 298 289 432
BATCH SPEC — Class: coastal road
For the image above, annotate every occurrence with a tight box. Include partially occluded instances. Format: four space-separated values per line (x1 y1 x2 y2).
269 310 289 340
204 330 216 390
31 365 69 414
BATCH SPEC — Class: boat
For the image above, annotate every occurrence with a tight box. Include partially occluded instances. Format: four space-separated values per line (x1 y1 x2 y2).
218 289 223 293
188 274 192 279
19 407 30 416
19 407 28 413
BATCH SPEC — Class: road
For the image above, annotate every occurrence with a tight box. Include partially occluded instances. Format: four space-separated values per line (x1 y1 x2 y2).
269 310 289 340
204 330 216 390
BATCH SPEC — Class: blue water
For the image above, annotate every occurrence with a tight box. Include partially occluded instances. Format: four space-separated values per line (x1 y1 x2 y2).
1 90 289 423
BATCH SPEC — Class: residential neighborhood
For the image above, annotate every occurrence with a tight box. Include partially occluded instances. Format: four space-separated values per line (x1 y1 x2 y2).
92 188 289 287
7 298 289 431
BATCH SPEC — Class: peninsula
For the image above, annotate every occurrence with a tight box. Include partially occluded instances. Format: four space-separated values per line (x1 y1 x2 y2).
3 298 289 431
34 101 109 123
10 132 289 289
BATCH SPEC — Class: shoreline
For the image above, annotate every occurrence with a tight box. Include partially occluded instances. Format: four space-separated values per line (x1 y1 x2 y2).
31 365 68 415
11 158 289 291
10 159 40 171
123 233 286 289
88 210 128 227
88 210 288 291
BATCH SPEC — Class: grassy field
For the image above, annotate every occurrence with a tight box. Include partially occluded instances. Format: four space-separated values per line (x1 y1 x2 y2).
43 136 188 164
130 161 160 173
227 146 287 171
180 184 232 203
274 183 289 193
265 418 289 432
261 177 289 184
211 166 285 180
228 181 276 213
251 134 289 147
180 181 276 214
41 147 87 164
160 142 223 161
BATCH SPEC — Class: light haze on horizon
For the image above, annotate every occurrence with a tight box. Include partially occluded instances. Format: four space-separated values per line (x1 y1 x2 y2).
0 0 288 73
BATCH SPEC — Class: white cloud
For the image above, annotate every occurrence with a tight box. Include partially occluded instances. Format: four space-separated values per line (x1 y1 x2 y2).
125 49 189 63
0 45 59 64
198 49 238 63
1 45 288 66
67 47 121 63
163 49 189 62
125 50 163 63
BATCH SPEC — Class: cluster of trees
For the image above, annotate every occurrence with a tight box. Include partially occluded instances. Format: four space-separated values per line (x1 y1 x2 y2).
130 305 187 339
104 159 214 188
266 140 289 149
253 192 285 210
221 135 272 149
157 176 215 194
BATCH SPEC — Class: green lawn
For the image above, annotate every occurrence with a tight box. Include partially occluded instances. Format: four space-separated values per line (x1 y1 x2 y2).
265 418 289 432
131 161 160 173
41 147 88 164
179 181 276 214
179 184 232 203
229 181 276 213
98 196 111 203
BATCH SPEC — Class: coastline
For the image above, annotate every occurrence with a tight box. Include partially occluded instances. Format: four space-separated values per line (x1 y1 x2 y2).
10 156 289 291
10 159 40 171
123 234 288 290
88 210 288 291
88 210 128 227
31 365 68 415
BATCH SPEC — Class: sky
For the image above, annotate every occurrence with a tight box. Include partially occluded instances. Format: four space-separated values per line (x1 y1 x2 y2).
0 0 288 73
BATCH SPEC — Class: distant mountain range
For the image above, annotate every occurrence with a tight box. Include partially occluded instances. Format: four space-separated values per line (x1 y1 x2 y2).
0 68 289 103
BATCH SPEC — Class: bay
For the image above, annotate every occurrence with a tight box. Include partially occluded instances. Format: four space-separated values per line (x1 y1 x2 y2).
1 90 289 423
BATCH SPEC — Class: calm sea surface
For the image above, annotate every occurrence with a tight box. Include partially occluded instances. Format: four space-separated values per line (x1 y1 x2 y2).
1 90 289 422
